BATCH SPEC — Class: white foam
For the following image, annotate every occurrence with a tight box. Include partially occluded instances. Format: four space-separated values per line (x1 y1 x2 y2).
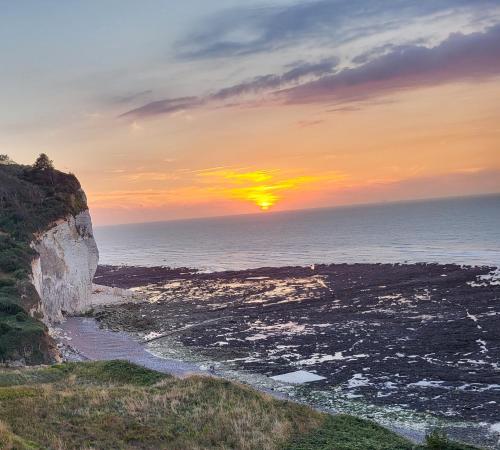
490 423 500 433
294 352 344 366
468 270 500 287
408 380 445 388
477 339 488 354
143 331 163 340
245 333 268 341
347 373 370 388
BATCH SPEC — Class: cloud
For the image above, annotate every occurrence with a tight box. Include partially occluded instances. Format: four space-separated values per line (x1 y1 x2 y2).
297 119 325 128
120 96 201 118
280 24 500 105
210 58 338 101
121 24 500 119
89 169 500 226
89 167 344 213
176 0 499 60
326 105 362 113
199 168 342 211
111 90 153 105
326 169 500 206
200 169 275 184
125 171 178 182
121 59 337 118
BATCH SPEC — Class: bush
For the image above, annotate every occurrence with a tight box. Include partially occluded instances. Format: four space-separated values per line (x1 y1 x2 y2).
56 360 168 386
0 323 12 336
15 312 27 322
425 429 479 450
0 301 24 316
0 277 15 288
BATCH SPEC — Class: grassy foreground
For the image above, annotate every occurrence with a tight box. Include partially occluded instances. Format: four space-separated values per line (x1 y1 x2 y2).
0 361 478 450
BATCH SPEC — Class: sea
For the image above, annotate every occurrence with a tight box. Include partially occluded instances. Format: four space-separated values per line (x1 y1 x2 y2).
94 194 500 272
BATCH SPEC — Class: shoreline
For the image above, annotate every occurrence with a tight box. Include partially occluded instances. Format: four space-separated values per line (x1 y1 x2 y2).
65 262 500 448
95 261 499 280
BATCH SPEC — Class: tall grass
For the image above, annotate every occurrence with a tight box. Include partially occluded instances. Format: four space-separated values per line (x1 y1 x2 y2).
0 361 481 450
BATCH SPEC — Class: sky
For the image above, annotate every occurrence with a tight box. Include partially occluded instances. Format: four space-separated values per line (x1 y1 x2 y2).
1 0 500 225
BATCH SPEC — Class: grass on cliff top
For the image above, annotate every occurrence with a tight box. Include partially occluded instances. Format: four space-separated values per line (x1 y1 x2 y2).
0 360 480 450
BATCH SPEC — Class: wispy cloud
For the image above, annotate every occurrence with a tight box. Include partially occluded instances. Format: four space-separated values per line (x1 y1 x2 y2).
297 119 325 128
111 90 153 105
176 0 499 60
121 24 500 119
280 24 500 105
120 96 202 119
91 168 345 212
211 58 338 100
324 169 500 206
125 171 179 182
121 59 337 118
200 169 275 184
89 168 500 225
200 169 345 210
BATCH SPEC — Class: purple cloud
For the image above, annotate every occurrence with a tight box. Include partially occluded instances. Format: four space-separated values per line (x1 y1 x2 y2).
177 0 499 60
120 96 202 118
209 58 338 101
122 59 337 118
121 25 500 119
281 24 500 105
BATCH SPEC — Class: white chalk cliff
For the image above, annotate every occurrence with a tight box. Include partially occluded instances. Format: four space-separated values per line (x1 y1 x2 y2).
30 210 99 323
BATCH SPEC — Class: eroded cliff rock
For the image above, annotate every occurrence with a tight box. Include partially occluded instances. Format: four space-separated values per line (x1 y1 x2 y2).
31 210 99 323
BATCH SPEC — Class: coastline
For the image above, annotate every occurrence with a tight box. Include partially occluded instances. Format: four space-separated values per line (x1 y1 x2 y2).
57 262 500 449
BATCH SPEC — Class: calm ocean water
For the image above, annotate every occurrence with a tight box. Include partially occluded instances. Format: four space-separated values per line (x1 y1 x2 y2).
94 195 500 271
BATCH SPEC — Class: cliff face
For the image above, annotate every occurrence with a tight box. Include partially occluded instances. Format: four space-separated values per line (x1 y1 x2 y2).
31 210 99 323
0 157 97 363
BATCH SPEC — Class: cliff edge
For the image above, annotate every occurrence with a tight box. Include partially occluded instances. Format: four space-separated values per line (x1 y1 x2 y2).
0 154 98 363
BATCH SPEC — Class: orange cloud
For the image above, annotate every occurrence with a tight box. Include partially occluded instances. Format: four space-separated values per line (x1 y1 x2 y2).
200 169 274 184
125 171 179 182
88 168 346 212
201 169 345 211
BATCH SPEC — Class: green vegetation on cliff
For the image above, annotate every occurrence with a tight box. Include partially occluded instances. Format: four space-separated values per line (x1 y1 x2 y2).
0 361 479 450
0 154 88 363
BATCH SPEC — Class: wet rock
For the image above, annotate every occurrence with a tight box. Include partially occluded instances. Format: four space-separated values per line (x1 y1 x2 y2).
93 263 500 423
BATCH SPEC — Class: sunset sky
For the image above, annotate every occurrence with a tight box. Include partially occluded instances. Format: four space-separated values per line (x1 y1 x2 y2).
2 0 500 225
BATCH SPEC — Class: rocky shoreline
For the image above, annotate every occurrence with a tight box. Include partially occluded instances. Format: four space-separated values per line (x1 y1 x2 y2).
90 262 500 448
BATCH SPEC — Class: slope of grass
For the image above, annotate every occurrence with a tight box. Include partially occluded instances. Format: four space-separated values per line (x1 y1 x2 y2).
0 361 481 450
285 415 414 450
286 416 481 450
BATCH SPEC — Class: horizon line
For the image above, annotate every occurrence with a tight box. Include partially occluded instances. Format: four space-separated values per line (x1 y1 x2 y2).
92 191 500 229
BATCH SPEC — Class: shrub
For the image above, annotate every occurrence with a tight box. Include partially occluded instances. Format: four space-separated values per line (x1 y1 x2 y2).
425 429 479 450
33 153 53 171
0 301 24 316
15 312 27 322
56 360 168 386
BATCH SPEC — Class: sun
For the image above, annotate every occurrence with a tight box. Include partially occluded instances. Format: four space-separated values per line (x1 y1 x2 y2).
251 191 277 211
258 201 272 211
212 169 327 212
